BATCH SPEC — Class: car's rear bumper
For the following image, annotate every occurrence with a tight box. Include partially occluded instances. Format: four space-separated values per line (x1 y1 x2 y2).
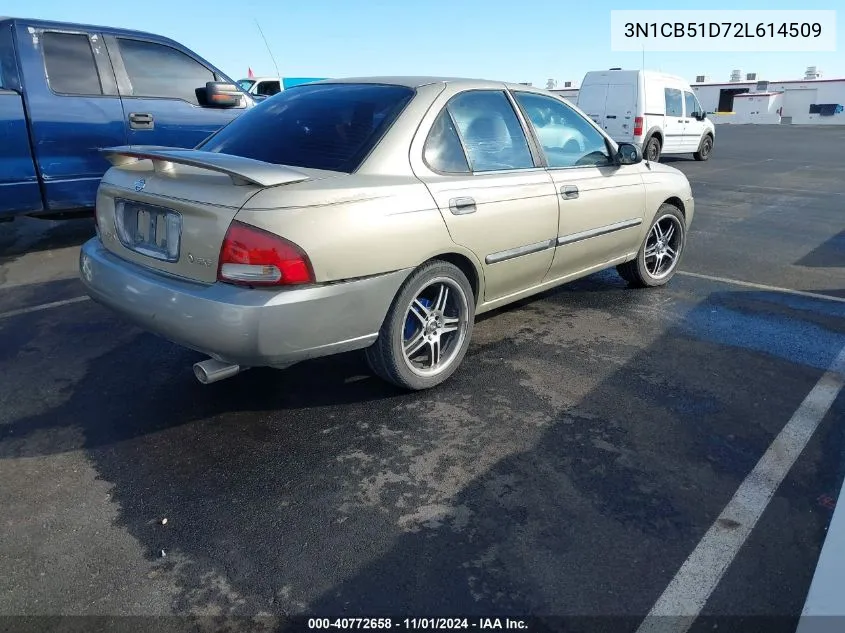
79 238 411 368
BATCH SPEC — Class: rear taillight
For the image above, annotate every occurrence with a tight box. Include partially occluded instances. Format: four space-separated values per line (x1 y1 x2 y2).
217 221 314 287
633 116 644 137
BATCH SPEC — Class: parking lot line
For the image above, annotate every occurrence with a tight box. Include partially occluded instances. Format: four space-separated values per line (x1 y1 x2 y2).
678 271 845 304
636 344 845 633
0 295 90 320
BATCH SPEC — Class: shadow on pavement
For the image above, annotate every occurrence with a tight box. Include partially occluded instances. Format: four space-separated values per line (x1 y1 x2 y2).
796 230 845 269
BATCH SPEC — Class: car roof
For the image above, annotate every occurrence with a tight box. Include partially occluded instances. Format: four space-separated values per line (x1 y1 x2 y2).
310 76 546 91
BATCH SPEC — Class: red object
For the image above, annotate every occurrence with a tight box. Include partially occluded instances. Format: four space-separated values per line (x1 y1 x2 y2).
248 67 255 79
633 116 644 137
218 221 314 286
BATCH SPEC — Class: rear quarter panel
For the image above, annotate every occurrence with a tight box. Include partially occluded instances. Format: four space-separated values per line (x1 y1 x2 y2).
236 176 481 285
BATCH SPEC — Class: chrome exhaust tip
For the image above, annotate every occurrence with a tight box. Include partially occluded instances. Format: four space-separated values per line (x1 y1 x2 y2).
193 359 243 384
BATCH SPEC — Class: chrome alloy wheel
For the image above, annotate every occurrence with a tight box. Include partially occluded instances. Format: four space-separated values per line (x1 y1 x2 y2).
401 278 469 377
644 214 683 280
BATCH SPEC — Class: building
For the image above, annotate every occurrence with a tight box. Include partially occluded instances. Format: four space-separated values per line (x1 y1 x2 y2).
691 67 845 125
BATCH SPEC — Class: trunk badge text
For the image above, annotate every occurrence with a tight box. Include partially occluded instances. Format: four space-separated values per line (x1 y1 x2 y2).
187 253 213 267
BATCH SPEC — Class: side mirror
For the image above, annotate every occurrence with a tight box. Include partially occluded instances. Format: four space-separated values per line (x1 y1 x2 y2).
202 82 241 108
617 142 642 165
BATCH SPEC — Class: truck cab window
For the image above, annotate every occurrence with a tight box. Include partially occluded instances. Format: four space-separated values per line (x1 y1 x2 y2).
42 32 103 96
117 38 214 105
256 80 280 96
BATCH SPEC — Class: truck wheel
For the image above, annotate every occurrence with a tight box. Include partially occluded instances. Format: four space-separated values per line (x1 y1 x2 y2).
617 204 686 288
694 135 713 161
365 260 474 391
644 136 662 162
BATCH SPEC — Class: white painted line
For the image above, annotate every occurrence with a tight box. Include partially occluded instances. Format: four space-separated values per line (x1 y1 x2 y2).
678 271 845 305
796 481 845 633
636 345 845 633
0 295 90 320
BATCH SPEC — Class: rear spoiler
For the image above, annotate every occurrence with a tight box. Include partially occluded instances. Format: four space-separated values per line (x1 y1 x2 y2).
100 146 311 188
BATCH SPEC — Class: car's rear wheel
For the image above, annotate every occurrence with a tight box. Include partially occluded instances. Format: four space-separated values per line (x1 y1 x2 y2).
366 260 474 390
694 134 713 161
617 204 686 288
645 136 662 162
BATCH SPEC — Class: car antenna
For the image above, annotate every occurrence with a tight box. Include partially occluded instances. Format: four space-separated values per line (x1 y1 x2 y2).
641 44 651 169
255 19 282 81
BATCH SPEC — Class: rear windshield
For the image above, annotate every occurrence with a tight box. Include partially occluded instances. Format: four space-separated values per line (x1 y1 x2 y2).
199 83 415 173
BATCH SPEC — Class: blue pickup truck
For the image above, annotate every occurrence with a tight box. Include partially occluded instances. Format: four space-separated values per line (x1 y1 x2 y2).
0 17 253 221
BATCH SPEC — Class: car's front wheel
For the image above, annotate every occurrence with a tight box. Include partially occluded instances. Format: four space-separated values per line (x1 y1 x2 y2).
617 203 686 288
366 260 474 390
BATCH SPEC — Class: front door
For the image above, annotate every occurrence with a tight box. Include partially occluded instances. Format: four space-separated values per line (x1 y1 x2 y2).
683 90 706 151
105 35 246 149
511 91 647 280
411 89 560 303
662 87 685 154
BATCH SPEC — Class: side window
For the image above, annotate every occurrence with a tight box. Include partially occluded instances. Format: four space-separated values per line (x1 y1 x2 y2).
42 32 103 96
257 81 281 96
447 91 534 172
684 91 701 117
665 88 683 117
514 91 611 168
424 110 470 173
117 38 214 105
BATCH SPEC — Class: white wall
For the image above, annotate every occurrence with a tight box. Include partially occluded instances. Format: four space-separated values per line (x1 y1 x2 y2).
692 80 845 124
730 93 783 124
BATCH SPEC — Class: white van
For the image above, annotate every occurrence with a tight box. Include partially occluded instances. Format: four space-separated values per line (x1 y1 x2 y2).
576 69 715 162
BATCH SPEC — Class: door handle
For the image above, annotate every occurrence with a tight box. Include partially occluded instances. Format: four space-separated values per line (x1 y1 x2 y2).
606 115 616 119
449 197 476 215
560 185 579 200
129 112 154 130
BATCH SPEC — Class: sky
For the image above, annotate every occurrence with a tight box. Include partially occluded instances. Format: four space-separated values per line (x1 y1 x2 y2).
5 0 842 87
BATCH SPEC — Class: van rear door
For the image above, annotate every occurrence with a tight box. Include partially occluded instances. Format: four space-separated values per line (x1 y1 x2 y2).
576 83 608 126
602 83 637 141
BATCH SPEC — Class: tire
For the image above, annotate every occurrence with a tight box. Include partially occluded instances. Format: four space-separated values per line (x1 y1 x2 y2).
617 203 686 288
644 135 662 162
365 260 475 390
694 134 713 161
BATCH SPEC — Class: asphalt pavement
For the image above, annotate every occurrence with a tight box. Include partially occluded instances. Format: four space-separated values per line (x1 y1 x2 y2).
0 125 843 633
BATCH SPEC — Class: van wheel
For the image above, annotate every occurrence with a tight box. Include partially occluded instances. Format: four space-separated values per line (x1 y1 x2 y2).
365 260 474 391
644 136 661 162
694 135 713 161
617 204 686 288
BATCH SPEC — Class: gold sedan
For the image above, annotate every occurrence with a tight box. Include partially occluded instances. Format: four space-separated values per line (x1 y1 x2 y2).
79 77 695 390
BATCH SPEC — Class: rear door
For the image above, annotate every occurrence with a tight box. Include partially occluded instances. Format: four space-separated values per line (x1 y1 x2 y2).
105 35 246 148
602 83 637 142
576 82 608 127
410 88 560 303
13 24 127 212
0 21 43 216
661 87 685 153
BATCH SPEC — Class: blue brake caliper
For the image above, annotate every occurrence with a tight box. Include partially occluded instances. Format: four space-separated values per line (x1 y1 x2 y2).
404 297 433 343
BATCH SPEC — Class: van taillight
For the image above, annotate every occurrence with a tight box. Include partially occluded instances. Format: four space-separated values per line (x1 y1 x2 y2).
217 221 314 287
633 117 644 137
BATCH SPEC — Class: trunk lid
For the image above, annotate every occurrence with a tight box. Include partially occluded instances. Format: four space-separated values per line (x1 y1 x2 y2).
95 147 339 284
